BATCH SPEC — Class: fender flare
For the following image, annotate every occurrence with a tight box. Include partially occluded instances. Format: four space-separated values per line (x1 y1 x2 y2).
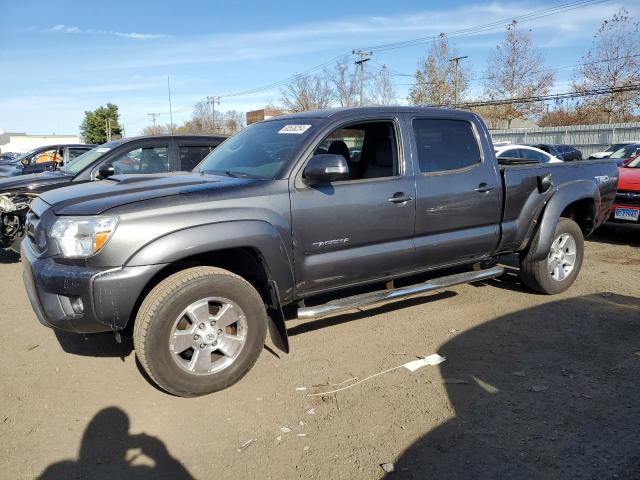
530 180 599 262
125 220 295 352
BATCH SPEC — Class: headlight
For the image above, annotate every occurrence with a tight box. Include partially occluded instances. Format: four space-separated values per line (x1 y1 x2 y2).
0 195 15 212
50 216 118 258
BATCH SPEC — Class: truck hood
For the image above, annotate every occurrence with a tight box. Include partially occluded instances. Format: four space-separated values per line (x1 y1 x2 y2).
0 170 72 194
618 166 640 190
39 172 252 215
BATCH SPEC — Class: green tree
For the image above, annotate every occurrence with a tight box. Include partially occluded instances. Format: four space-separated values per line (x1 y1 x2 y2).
80 103 123 144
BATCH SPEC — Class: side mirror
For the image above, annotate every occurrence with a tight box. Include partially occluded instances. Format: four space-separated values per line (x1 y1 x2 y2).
97 164 115 179
303 154 350 184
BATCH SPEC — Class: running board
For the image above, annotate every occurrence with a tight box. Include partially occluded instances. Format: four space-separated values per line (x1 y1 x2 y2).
297 266 504 320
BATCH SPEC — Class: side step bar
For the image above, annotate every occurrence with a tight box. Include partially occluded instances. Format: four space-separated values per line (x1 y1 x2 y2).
297 266 504 320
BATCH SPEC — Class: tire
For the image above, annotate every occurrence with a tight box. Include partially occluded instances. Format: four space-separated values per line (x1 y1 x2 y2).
520 217 584 295
133 266 267 397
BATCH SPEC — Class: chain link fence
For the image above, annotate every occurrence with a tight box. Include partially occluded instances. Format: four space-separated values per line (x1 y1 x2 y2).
489 122 640 157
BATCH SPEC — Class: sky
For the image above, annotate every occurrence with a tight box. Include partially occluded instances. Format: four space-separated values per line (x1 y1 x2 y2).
0 0 637 136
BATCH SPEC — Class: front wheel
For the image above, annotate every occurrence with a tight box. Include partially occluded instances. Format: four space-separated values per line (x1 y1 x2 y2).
519 217 584 295
133 266 267 397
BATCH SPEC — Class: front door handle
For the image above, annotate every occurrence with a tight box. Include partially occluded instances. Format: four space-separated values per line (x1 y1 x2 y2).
387 192 413 204
475 183 496 193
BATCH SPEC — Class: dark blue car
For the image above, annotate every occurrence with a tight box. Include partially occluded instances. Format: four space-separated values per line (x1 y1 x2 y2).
0 144 94 177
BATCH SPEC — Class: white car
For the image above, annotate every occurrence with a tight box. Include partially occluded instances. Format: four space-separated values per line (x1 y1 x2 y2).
495 144 563 163
589 142 639 159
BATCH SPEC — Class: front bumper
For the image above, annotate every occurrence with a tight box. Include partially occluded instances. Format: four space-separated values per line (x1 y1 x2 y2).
21 239 166 333
608 203 640 225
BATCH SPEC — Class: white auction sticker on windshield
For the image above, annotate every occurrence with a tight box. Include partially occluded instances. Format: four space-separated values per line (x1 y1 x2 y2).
96 147 111 152
278 124 311 134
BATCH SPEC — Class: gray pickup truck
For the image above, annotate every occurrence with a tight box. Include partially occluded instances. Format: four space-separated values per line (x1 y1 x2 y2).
21 107 617 397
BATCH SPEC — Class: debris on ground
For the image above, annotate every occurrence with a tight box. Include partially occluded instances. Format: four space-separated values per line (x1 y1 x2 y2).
305 408 316 415
308 354 445 396
280 426 292 433
237 438 257 452
297 433 306 437
530 385 549 392
295 387 307 391
275 436 282 442
381 462 395 473
303 446 310 451
472 375 499 394
25 344 39 352
512 371 526 377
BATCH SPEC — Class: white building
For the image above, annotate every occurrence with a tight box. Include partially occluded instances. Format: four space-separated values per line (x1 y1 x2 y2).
0 129 81 154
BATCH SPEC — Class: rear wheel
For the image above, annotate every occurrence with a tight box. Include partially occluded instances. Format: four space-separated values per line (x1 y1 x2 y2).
133 266 267 397
520 217 584 295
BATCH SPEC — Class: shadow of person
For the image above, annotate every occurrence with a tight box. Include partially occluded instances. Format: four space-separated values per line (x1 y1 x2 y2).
38 407 193 480
388 293 640 479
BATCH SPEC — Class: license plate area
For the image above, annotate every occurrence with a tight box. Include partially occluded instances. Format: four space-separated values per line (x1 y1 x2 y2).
614 207 639 221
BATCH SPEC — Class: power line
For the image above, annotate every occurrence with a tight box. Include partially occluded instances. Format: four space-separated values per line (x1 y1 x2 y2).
434 83 640 109
358 0 609 53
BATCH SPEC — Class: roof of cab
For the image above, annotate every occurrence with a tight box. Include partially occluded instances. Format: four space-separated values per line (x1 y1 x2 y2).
270 106 480 122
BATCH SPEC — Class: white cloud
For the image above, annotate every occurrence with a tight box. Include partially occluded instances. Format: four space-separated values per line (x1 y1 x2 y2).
41 24 167 39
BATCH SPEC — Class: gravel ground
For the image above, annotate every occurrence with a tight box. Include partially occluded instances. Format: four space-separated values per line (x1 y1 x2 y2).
0 226 638 480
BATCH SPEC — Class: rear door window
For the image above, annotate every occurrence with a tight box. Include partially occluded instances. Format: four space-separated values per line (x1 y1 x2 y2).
179 145 215 171
413 119 481 173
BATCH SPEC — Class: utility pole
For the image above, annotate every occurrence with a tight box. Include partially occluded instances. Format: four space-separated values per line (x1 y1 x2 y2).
207 96 220 133
352 49 372 107
147 113 160 135
105 118 112 142
449 55 468 107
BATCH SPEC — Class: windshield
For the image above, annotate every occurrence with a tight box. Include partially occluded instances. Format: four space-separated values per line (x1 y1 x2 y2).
606 143 627 153
197 119 318 178
15 148 38 162
610 144 640 159
60 146 111 175
626 155 640 168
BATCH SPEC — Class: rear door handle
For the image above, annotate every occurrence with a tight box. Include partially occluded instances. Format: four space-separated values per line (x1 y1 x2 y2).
387 192 413 204
475 183 496 193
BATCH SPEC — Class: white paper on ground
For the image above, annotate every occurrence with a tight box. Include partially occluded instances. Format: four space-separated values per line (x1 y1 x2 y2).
402 354 446 372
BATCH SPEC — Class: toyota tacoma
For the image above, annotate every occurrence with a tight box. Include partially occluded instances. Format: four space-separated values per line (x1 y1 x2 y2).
21 107 618 397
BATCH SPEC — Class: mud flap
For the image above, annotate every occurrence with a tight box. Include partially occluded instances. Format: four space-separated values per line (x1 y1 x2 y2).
267 280 289 353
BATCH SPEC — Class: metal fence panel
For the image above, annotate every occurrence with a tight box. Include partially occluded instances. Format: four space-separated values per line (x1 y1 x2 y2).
490 122 640 157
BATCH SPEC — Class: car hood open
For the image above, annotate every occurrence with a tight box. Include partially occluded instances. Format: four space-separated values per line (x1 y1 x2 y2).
39 172 254 215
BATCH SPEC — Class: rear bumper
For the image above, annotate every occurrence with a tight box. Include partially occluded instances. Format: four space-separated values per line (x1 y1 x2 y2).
21 239 166 333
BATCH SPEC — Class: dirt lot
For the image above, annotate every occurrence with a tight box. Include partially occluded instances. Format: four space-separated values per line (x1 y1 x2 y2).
1 227 639 479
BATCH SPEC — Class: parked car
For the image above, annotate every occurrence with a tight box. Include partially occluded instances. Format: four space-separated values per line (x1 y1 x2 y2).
0 144 95 177
607 143 640 167
608 155 640 225
0 152 19 162
0 135 225 252
495 144 563 163
531 144 582 162
589 142 638 159
21 107 617 397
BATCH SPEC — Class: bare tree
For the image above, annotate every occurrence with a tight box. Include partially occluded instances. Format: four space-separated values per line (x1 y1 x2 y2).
572 9 640 123
482 21 555 128
190 100 213 133
221 110 246 134
327 58 359 107
408 33 470 106
280 73 333 112
369 65 397 106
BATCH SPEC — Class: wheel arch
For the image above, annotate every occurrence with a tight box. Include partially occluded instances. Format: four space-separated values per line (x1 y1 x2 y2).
123 221 293 352
529 180 599 262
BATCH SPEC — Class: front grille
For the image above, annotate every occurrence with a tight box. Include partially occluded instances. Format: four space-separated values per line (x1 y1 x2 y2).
615 190 640 206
